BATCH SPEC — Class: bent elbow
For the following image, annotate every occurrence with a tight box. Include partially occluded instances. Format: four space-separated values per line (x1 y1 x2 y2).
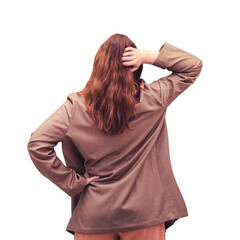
190 58 203 81
198 58 203 70
195 58 203 78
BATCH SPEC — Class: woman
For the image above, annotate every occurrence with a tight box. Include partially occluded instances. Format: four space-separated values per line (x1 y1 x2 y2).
27 33 203 240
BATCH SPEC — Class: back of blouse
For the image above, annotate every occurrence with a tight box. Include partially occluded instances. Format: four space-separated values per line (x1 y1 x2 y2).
27 42 203 235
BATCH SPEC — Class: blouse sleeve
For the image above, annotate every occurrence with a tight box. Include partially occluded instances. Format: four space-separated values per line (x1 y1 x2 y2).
151 42 203 108
27 93 87 198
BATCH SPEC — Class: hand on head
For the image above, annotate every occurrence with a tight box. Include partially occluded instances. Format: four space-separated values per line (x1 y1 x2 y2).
121 47 144 72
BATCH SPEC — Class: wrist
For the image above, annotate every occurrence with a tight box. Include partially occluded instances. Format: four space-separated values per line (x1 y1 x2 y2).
142 50 160 65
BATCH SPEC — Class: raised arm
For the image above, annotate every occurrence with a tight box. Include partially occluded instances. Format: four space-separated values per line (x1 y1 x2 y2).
122 43 203 107
152 42 203 107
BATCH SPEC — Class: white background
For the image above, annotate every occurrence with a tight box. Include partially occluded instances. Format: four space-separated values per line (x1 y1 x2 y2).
1 0 239 239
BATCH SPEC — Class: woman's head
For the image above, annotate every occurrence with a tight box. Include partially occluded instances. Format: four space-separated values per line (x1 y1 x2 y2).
78 33 146 135
92 33 143 82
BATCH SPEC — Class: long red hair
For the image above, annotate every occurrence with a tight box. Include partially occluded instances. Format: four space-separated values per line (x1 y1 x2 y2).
77 33 148 135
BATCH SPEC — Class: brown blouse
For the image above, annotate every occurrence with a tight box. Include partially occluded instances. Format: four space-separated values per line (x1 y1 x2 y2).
27 42 203 235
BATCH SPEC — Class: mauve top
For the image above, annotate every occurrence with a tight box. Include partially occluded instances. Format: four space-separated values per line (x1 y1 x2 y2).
27 42 203 235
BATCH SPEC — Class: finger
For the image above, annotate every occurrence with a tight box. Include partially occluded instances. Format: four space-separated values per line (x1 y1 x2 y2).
131 68 136 72
131 66 138 72
122 51 134 56
84 171 89 178
124 46 134 52
122 61 134 66
122 56 133 62
90 176 100 181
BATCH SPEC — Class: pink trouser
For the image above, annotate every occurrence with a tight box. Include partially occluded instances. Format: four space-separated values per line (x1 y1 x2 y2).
74 222 165 240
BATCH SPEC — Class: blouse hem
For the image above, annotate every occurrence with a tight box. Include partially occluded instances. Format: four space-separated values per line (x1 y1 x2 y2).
65 212 188 235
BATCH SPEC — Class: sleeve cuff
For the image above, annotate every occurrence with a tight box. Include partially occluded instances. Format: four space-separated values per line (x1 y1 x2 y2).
69 174 88 198
152 42 172 69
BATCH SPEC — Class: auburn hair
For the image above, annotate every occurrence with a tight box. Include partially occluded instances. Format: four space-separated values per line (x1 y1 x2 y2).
77 33 149 135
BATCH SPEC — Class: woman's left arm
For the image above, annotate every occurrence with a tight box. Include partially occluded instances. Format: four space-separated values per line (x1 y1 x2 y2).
27 93 87 198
